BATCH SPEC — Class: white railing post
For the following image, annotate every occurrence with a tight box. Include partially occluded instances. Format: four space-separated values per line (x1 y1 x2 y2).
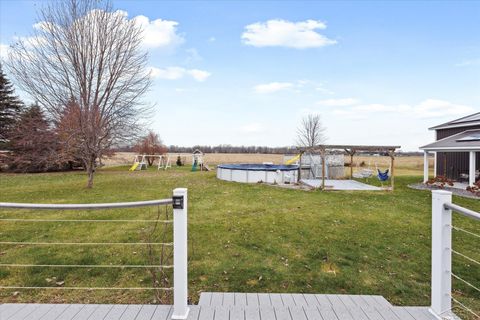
172 188 189 320
430 190 452 317
424 151 430 183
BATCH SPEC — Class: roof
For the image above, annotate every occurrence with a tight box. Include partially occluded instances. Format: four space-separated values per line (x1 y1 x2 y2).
421 129 480 151
311 144 401 152
429 112 480 130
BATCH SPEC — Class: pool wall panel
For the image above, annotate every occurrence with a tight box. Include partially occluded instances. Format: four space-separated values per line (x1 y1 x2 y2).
216 164 299 184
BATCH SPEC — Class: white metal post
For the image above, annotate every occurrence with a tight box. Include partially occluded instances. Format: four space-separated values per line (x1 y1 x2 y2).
172 188 189 320
424 151 430 183
430 190 452 317
469 151 476 186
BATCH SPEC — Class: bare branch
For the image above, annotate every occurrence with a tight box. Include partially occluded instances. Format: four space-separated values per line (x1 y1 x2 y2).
296 114 327 148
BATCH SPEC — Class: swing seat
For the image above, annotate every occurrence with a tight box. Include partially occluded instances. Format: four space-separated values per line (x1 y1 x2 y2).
353 169 374 179
377 169 389 181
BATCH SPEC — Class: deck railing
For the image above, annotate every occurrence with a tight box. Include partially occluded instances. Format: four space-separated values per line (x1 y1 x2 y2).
430 190 480 319
0 188 189 320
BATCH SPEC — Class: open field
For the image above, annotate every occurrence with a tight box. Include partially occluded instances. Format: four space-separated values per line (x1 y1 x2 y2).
0 167 478 318
105 152 433 176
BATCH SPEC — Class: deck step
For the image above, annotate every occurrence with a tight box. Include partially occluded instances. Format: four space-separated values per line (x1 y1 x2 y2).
197 292 438 320
0 303 440 320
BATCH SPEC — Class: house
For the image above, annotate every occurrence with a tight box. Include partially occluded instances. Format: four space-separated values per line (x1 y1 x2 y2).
421 112 480 185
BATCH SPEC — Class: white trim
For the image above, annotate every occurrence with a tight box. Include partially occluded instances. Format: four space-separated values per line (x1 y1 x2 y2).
422 147 480 151
430 121 480 130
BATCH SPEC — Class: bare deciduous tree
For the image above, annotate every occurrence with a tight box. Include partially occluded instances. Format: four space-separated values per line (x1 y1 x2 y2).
7 0 151 188
296 114 327 148
134 131 167 165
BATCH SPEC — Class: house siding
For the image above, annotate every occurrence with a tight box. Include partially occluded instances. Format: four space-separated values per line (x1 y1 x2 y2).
435 125 480 180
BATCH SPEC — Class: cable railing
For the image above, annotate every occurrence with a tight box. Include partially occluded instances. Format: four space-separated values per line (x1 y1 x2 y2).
430 190 480 320
0 188 189 320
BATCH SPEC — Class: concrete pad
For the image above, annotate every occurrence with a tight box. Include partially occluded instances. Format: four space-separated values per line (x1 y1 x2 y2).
301 179 383 191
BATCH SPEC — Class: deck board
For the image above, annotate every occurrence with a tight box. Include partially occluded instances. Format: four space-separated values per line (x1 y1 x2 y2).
1 303 26 320
151 305 171 320
0 293 441 320
246 293 259 307
289 306 307 320
244 306 260 320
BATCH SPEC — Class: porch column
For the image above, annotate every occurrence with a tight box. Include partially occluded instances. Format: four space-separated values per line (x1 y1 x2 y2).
469 151 476 186
433 152 437 178
423 151 429 183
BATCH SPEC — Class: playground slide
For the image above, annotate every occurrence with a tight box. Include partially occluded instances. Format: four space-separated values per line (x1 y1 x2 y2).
285 154 301 165
203 164 211 171
129 162 139 171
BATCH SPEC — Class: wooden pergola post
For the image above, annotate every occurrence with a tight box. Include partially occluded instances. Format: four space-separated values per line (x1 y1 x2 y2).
389 150 395 191
345 149 356 179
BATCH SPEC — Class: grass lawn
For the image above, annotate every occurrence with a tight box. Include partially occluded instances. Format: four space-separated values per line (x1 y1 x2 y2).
0 166 478 317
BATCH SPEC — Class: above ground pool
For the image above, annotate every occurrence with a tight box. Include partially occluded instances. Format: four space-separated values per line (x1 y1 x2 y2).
217 163 299 184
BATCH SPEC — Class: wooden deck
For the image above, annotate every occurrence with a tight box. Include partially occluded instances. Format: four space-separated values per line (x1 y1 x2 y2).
0 293 438 320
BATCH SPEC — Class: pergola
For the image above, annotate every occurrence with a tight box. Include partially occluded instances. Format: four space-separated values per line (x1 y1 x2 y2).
302 144 401 190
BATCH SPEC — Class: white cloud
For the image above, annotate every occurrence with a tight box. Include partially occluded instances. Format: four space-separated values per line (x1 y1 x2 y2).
413 99 474 118
331 99 475 119
317 98 358 107
187 69 210 82
254 82 293 94
148 66 211 82
132 15 184 49
208 36 216 42
240 123 265 133
242 19 336 49
352 104 411 113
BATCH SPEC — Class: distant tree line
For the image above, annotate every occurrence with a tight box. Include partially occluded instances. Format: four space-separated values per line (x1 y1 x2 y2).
114 144 300 154
167 145 299 154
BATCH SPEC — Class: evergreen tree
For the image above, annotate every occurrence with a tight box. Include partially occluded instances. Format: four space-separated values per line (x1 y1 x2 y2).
0 63 23 146
6 104 64 172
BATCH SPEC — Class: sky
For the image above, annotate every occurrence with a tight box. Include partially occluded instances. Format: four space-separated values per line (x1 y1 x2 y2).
1 1 479 151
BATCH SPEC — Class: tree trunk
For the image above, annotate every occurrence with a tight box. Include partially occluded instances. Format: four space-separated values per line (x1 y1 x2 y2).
85 155 96 188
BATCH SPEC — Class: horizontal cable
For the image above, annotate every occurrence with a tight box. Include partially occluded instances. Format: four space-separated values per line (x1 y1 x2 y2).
0 286 173 291
0 218 172 223
453 226 480 239
452 249 480 267
0 241 173 246
452 273 480 293
0 199 173 210
452 297 480 318
0 264 173 269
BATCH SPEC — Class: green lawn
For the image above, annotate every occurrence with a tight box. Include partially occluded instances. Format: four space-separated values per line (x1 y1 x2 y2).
0 166 478 317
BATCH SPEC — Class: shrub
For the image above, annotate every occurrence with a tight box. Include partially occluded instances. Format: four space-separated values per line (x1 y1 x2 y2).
425 176 454 189
176 155 183 166
466 181 480 196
